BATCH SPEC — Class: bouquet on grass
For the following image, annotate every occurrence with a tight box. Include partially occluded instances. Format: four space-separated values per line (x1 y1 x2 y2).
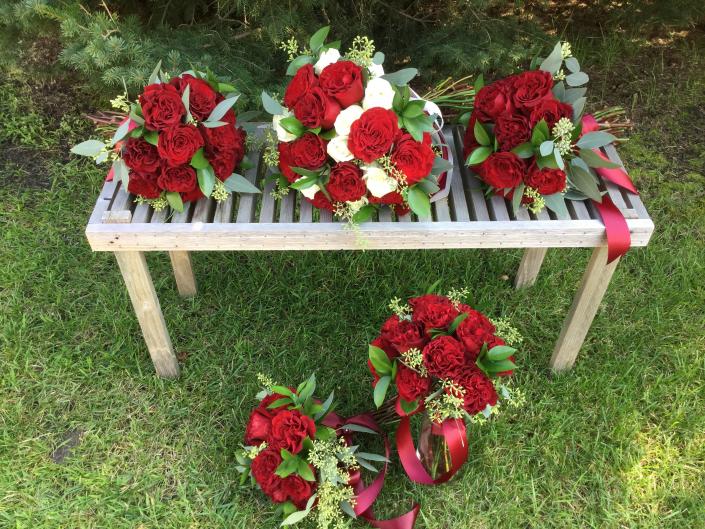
367 285 524 484
260 26 453 223
237 374 419 528
72 61 260 212
463 41 635 222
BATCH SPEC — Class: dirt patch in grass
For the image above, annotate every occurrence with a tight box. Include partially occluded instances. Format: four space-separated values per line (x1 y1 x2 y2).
0 142 54 189
50 429 83 464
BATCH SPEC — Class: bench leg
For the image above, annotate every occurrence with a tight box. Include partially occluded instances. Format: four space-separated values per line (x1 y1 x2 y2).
169 251 197 297
514 248 548 289
115 251 180 379
550 246 619 372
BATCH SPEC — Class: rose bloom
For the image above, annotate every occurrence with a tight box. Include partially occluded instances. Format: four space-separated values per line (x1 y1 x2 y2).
395 364 431 402
473 79 513 122
362 77 396 110
327 162 366 202
529 99 573 129
510 70 554 112
348 107 400 162
180 186 204 202
294 86 341 129
288 133 328 170
244 393 289 446
308 190 334 211
327 134 354 162
475 152 526 190
122 138 161 173
314 47 340 74
139 83 185 131
169 73 217 121
362 164 397 198
524 162 567 195
157 165 197 193
455 308 497 360
334 104 364 136
456 368 498 415
422 335 467 379
494 112 531 152
409 294 460 332
462 113 480 159
380 315 428 354
209 151 236 181
368 191 410 216
269 409 316 454
284 63 318 109
127 169 160 199
390 132 435 185
157 124 204 166
278 142 298 183
319 60 364 108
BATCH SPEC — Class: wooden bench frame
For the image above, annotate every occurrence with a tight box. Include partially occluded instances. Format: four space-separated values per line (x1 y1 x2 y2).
85 125 653 378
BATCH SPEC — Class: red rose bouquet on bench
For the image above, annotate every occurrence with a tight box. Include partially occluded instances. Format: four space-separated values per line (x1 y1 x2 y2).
367 285 524 484
261 27 452 222
72 62 260 212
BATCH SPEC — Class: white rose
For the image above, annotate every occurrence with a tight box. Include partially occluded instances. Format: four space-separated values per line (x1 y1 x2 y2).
327 135 354 162
296 179 320 200
362 164 398 198
314 48 341 75
273 113 296 142
362 77 395 110
368 62 385 78
334 105 364 136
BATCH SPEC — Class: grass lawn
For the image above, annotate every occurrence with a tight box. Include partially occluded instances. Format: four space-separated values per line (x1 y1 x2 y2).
1 20 705 529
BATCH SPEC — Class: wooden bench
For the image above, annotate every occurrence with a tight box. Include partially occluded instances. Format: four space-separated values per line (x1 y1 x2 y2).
85 125 654 378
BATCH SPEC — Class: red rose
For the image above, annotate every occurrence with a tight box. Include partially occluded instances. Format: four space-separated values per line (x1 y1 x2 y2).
284 64 318 109
269 409 316 454
319 60 364 108
209 151 236 181
170 73 217 121
473 79 513 122
244 394 288 446
422 335 466 379
409 294 459 332
524 162 567 195
180 186 204 203
288 133 328 170
127 169 160 199
475 152 526 190
157 165 197 193
455 308 496 360
157 124 204 166
494 112 531 152
396 364 431 402
391 132 435 185
294 86 341 130
529 99 573 130
368 192 410 216
456 368 498 415
327 162 366 202
380 315 428 354
348 107 400 163
278 143 298 183
275 475 316 509
462 113 479 159
200 123 242 180
122 138 160 173
511 70 554 111
139 83 185 131
308 191 334 211
251 447 282 495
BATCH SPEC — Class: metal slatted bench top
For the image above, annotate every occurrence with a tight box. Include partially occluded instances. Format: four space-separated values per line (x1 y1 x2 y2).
86 125 654 252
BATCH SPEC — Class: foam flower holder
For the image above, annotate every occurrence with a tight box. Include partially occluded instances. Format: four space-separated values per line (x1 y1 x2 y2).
72 61 261 212
367 284 523 484
462 41 640 261
237 374 419 528
260 26 453 223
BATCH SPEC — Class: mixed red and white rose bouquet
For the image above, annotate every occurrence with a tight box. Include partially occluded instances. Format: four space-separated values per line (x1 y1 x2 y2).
463 41 628 219
261 27 452 222
367 285 523 483
72 62 260 212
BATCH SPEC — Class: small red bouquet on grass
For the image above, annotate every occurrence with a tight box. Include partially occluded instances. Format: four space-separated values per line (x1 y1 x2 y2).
260 26 452 223
367 284 524 484
72 62 260 212
463 41 630 219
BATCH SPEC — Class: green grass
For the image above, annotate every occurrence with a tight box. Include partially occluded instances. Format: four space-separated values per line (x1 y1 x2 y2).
1 26 705 529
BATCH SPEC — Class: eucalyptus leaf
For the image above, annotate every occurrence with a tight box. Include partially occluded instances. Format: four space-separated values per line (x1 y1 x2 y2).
223 173 261 194
576 131 617 149
565 57 580 73
572 97 587 121
181 85 191 121
381 68 418 86
286 55 314 76
165 191 184 212
340 423 377 435
281 509 311 526
552 80 566 101
579 148 622 169
201 120 228 128
71 139 105 157
208 96 239 122
112 159 129 187
372 51 385 65
512 182 525 214
564 87 587 104
543 193 570 219
110 118 132 146
148 60 162 85
261 91 284 115
539 42 563 74
539 140 555 157
237 110 261 123
568 162 603 202
566 71 589 87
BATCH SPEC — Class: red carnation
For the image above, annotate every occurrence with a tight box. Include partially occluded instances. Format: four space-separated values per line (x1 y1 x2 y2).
348 107 400 163
284 64 318 109
524 162 567 196
473 79 513 122
127 169 160 199
244 394 289 446
157 124 204 166
409 294 459 332
288 133 327 170
474 152 526 190
122 138 160 173
293 86 341 130
422 335 467 379
157 165 197 193
251 447 282 494
528 99 573 130
390 132 435 185
319 60 364 108
180 186 204 203
269 409 316 454
455 368 498 415
494 112 531 152
396 364 431 402
275 475 316 509
455 308 497 360
308 191 335 211
511 70 554 112
139 83 185 131
327 162 366 202
170 73 217 122
380 315 428 354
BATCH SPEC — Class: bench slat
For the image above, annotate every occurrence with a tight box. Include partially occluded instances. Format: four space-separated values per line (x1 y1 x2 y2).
434 198 451 222
132 202 152 224
236 156 261 223
151 207 168 223
88 179 118 225
568 199 591 220
299 197 313 223
110 183 133 214
279 188 296 223
259 168 277 223
447 127 470 222
213 194 235 223
452 127 489 221
378 207 393 222
192 198 215 223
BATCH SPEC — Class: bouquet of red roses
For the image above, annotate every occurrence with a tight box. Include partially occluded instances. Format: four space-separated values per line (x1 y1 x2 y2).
261 27 452 222
367 285 523 484
463 41 628 219
72 62 260 212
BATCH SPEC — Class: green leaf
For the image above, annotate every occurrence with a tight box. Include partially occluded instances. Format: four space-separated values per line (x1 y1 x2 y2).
71 139 105 157
402 100 425 118
416 177 440 195
426 279 442 294
340 501 357 519
458 111 472 128
474 120 491 146
290 167 321 178
373 376 391 408
112 159 129 187
319 128 337 140
357 458 378 473
466 146 492 166
572 97 587 121
356 452 390 463
340 423 378 435
448 312 468 334
297 459 315 481
369 345 392 376
279 116 305 137
281 508 310 526
484 359 517 373
143 130 158 146
512 182 526 215
148 60 162 85
197 166 216 197
552 80 566 101
576 131 617 150
579 148 622 169
237 110 261 123
511 142 535 159
268 397 292 409
190 148 209 169
539 42 563 74
110 118 132 146
381 68 418 86
568 161 603 202
564 87 587 104
290 175 318 190
543 193 570 219
474 73 484 92
261 91 284 115
223 173 261 194
399 398 420 415
217 82 237 94
165 191 183 212
272 385 294 397
309 26 330 53
372 51 385 65
352 204 376 223
539 140 555 157
201 121 227 128
565 57 580 73
314 392 335 421
286 55 314 76
566 71 589 87
406 186 431 218
181 85 191 122
207 96 239 122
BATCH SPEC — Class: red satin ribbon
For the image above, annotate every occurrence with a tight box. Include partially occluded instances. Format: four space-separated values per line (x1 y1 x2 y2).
396 416 468 485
